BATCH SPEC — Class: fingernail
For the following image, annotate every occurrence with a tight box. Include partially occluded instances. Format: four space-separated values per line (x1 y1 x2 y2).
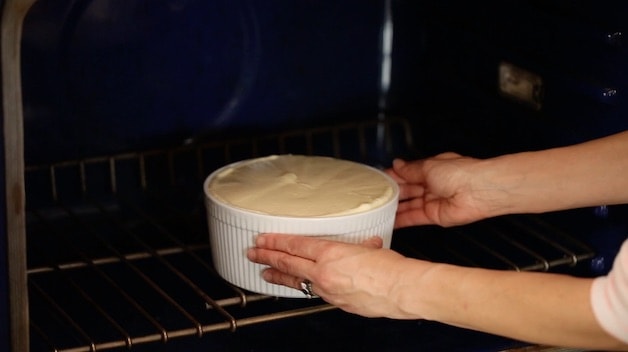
393 158 405 169
261 270 272 281
363 236 383 248
255 234 266 247
246 248 256 261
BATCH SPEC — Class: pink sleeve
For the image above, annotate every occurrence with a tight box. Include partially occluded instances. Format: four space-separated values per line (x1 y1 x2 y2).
591 240 628 344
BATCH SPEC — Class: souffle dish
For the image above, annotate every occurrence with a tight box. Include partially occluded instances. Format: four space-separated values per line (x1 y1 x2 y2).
203 154 399 298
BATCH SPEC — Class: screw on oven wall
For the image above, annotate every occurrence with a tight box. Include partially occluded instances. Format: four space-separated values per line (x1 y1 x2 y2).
605 31 623 47
602 88 617 98
593 205 609 218
590 256 607 274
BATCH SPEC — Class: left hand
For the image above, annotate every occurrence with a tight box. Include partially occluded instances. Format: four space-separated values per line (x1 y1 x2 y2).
246 233 419 318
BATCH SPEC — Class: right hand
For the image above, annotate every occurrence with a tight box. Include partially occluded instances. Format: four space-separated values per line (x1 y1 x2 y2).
386 153 497 228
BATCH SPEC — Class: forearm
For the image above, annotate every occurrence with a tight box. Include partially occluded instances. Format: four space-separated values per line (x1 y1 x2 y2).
476 131 628 217
393 259 627 350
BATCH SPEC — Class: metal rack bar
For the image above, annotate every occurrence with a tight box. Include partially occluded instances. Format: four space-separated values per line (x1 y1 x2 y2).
30 248 134 349
30 282 98 352
456 229 525 271
113 194 253 308
40 304 337 352
29 208 178 346
87 196 238 331
489 232 550 271
507 216 584 266
28 192 337 351
27 245 209 275
32 207 208 342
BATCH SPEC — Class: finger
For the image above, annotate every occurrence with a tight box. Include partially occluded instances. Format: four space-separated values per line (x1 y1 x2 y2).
398 183 425 201
396 197 425 213
261 267 316 295
384 166 407 184
433 152 461 160
253 233 337 260
394 209 435 228
247 247 315 278
392 158 427 184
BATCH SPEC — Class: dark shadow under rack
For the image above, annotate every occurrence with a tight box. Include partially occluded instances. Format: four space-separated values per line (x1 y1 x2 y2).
24 118 595 352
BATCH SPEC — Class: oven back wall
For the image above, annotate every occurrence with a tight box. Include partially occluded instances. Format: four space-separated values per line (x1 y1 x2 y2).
21 0 388 165
21 1 628 163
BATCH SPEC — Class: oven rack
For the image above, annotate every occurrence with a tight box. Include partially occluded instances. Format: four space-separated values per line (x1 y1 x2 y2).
24 118 595 352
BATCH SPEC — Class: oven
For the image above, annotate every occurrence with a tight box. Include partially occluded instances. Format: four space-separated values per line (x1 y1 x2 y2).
3 1 628 351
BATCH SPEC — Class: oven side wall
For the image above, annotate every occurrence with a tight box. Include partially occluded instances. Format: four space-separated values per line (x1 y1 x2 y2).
2 0 37 351
0 0 8 343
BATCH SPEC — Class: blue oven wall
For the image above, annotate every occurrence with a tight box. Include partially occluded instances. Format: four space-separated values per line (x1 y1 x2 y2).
394 1 628 157
20 1 628 163
21 0 389 165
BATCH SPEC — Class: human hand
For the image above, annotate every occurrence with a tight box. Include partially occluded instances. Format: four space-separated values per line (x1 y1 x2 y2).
386 154 495 228
246 233 424 319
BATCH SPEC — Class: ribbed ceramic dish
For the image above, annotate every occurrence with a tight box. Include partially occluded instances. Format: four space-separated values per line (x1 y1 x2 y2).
203 157 399 298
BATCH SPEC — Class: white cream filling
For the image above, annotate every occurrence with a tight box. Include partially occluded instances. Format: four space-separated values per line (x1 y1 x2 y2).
208 155 394 217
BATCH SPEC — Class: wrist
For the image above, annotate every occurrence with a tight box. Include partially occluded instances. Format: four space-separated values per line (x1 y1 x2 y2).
390 258 444 320
475 150 578 215
463 156 524 219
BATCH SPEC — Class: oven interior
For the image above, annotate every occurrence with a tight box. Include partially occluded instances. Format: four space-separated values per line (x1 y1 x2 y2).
25 116 603 352
9 0 628 351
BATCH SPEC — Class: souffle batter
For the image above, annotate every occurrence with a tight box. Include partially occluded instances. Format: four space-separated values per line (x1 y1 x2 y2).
207 155 395 217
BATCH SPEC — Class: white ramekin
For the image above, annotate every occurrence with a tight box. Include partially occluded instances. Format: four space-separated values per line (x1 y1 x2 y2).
203 157 400 298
